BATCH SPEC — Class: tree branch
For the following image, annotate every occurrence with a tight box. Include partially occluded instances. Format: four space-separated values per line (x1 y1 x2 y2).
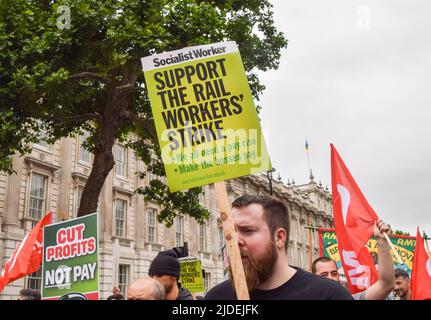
123 110 157 142
68 71 110 84
117 83 135 91
46 112 102 124
68 112 102 122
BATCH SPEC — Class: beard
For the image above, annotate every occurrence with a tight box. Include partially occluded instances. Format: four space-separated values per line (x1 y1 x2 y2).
162 279 175 294
238 240 278 290
395 288 406 298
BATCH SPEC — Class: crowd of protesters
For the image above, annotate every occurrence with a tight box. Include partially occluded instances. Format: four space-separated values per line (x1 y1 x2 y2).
19 195 417 301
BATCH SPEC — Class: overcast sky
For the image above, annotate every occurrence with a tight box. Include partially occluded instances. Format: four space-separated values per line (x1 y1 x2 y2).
258 0 431 235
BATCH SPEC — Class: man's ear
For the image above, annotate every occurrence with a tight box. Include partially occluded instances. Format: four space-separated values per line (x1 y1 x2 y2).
274 228 287 249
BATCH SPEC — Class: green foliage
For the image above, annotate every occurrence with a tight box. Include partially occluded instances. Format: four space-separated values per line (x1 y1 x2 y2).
0 0 287 225
394 230 411 236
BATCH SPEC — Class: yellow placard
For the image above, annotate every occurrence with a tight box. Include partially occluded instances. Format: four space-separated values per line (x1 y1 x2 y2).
141 41 271 192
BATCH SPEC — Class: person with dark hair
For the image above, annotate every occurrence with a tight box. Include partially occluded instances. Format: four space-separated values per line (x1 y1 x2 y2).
205 195 352 300
18 288 41 300
148 249 193 300
311 256 340 282
312 219 395 300
107 293 124 300
394 268 411 300
107 286 124 300
127 276 166 300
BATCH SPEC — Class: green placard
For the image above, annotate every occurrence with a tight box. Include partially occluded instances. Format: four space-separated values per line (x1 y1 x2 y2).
141 41 271 192
42 213 99 300
179 257 205 293
319 229 416 277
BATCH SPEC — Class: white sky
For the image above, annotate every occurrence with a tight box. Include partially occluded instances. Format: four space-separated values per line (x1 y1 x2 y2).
258 0 431 235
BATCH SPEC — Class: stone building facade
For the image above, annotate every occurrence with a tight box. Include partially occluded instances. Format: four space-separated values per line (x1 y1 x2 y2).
0 135 334 299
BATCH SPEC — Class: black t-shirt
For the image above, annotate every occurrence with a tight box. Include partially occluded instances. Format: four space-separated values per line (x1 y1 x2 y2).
204 267 353 300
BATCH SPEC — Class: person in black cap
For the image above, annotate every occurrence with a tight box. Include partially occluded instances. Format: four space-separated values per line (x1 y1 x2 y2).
148 249 193 300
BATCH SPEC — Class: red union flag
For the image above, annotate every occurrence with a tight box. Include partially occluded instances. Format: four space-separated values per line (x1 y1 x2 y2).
411 228 431 300
0 212 53 292
330 144 378 294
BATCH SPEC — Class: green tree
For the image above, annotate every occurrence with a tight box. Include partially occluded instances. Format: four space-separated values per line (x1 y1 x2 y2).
394 230 410 236
0 0 287 225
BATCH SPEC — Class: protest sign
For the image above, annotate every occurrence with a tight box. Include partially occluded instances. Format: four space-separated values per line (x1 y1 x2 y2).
141 41 271 192
178 257 205 293
318 228 416 277
42 213 98 300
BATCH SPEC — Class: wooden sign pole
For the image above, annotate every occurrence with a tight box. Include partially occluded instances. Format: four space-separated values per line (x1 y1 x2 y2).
214 181 250 300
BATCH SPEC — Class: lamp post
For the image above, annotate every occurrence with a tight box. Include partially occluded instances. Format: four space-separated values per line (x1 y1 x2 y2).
266 168 276 196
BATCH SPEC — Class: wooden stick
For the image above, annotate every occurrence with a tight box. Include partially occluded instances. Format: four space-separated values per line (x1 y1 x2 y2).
214 181 250 300
383 232 403 265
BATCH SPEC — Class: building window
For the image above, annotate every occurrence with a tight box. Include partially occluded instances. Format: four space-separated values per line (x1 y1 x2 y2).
76 186 84 216
174 216 183 247
204 272 211 292
79 132 91 163
297 219 302 241
199 223 206 252
115 145 127 177
198 191 205 205
288 248 293 264
35 127 49 148
27 269 42 290
147 208 157 243
115 199 127 237
218 226 225 251
28 173 47 219
298 246 303 268
118 264 129 296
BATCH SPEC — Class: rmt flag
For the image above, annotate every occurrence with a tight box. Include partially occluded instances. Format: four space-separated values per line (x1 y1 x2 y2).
411 228 431 300
330 144 378 294
0 212 53 292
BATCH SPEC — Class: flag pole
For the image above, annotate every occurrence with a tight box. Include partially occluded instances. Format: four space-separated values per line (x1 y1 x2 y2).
383 232 403 265
305 138 311 177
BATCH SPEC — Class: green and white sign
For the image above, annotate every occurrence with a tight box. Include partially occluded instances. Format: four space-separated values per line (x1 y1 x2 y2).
179 257 205 293
42 213 99 300
142 41 271 192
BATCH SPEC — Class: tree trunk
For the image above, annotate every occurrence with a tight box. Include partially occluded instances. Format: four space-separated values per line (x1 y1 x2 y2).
77 71 137 217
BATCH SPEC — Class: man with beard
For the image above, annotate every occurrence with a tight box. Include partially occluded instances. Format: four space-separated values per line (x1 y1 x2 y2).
312 219 395 300
148 249 193 300
204 195 352 300
394 269 411 300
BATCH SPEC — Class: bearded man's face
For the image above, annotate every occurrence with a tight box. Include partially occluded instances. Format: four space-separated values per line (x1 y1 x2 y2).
232 203 279 290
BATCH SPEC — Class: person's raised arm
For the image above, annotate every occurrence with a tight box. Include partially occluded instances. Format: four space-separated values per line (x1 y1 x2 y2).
364 219 395 300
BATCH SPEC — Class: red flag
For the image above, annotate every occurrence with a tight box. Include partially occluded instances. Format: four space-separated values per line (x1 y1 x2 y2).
0 212 53 292
331 144 379 294
411 228 431 300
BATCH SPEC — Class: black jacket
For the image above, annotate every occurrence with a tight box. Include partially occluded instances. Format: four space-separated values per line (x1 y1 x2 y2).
177 287 193 300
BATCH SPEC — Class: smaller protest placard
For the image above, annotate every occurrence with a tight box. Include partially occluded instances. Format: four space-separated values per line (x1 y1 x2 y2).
42 213 99 300
178 257 205 293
